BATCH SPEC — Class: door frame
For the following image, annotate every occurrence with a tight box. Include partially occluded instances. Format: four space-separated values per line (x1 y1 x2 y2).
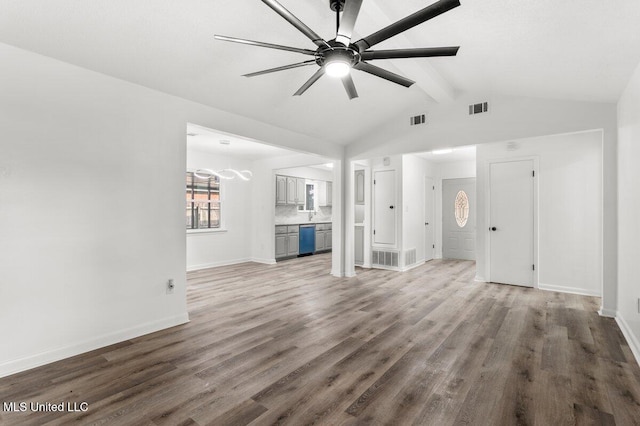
485 156 539 287
424 176 435 261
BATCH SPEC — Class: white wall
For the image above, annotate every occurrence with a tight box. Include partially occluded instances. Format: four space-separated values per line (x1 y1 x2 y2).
617 60 640 362
476 131 603 296
401 155 429 267
0 42 342 377
186 149 253 271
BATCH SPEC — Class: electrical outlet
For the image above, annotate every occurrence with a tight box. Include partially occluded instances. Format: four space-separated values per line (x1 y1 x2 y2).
166 279 175 295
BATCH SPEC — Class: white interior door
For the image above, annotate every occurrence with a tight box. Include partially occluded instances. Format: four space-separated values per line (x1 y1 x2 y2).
489 160 534 287
373 170 396 245
424 177 435 261
442 178 476 260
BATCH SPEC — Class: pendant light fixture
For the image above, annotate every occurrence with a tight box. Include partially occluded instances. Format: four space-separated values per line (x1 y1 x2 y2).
194 140 253 181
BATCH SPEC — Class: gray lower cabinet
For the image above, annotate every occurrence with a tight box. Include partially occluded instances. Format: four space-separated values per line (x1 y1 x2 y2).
276 225 299 259
314 223 332 252
287 234 299 256
315 231 325 251
275 234 287 258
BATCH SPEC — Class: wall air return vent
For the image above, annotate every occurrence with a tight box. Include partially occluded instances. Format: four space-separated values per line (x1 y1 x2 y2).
372 249 399 268
468 102 489 115
410 114 426 126
405 248 417 266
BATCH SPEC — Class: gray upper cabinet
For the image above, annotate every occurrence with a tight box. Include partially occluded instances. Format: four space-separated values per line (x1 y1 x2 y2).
276 174 306 206
318 181 333 207
276 175 287 205
286 177 297 205
355 170 365 205
296 178 305 206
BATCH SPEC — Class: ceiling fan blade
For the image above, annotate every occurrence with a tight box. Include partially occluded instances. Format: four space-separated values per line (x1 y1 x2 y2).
361 46 460 60
354 62 415 87
354 0 460 51
294 68 325 96
262 0 328 48
335 0 364 46
243 60 317 78
341 74 359 99
214 35 317 56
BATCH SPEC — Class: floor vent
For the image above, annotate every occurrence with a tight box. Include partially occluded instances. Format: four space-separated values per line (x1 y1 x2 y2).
405 248 417 266
468 102 489 115
372 249 399 268
410 114 426 125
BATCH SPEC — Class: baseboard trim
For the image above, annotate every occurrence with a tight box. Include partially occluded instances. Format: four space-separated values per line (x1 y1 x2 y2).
599 307 617 318
251 257 277 265
0 313 190 378
187 258 253 271
400 262 423 272
616 313 640 366
538 283 601 297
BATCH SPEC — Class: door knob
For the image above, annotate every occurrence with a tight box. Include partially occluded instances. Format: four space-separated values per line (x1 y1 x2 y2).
490 227 497 231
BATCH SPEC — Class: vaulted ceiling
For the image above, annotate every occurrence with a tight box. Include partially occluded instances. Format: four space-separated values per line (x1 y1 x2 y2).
1 0 639 145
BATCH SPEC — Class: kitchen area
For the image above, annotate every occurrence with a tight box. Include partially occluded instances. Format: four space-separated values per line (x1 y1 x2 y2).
274 165 333 261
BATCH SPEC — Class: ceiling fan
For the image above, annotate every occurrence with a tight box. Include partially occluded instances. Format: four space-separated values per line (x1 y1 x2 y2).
214 0 461 99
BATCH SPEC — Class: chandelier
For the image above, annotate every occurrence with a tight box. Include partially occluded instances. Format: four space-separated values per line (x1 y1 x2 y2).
194 168 253 181
192 139 252 181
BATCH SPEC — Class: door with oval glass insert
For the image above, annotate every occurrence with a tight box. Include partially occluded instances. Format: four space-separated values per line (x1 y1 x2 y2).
442 178 476 260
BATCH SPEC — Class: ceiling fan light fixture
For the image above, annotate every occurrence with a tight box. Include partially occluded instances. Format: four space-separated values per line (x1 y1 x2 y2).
216 0 461 98
325 59 351 78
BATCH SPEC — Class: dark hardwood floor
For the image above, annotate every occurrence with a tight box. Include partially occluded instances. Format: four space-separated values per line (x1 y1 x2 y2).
2 254 640 425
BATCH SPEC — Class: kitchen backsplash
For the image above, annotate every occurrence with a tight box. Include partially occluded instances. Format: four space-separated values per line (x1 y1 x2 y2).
275 205 332 225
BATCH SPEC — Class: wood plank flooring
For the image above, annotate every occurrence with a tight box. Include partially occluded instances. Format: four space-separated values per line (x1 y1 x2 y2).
2 254 640 425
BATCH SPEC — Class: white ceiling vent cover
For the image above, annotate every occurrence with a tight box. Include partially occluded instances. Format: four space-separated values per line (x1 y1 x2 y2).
468 102 489 115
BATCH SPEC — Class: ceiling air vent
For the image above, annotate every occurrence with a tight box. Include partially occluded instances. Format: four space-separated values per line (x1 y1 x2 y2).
468 102 489 115
410 114 426 126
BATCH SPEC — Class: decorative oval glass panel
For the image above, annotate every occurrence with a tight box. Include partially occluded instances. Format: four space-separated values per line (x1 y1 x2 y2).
455 190 469 228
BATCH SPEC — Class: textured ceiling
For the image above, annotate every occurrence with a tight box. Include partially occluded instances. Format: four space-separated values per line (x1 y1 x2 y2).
1 0 639 145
